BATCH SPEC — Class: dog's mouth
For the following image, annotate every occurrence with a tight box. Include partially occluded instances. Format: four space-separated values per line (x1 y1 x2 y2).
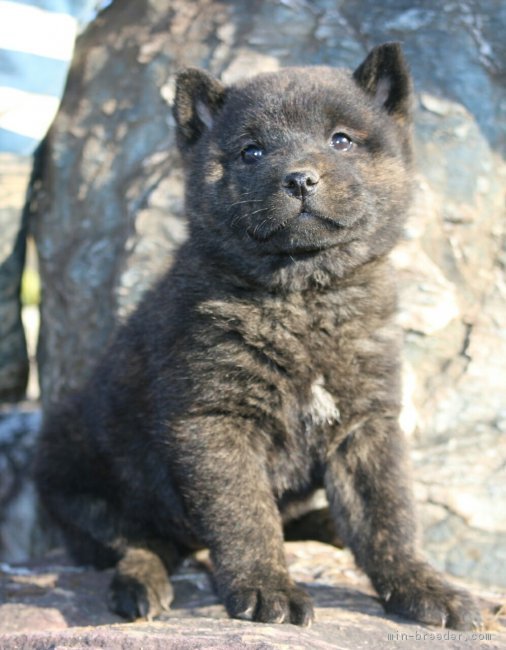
246 209 349 252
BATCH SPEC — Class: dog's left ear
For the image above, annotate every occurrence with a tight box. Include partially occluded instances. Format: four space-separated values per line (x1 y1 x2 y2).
353 43 412 122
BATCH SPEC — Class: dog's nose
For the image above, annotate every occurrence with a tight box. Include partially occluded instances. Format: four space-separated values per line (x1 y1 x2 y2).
283 170 320 198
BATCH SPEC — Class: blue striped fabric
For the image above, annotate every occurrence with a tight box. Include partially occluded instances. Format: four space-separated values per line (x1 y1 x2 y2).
0 0 106 155
0 125 38 153
6 0 93 14
0 50 71 96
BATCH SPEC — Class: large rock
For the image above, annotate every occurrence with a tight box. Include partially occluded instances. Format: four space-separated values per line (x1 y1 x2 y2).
0 542 504 649
0 154 29 402
0 407 52 562
26 0 506 589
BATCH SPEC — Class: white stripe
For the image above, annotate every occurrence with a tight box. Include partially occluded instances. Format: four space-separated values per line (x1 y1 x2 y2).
0 86 60 138
0 1 77 61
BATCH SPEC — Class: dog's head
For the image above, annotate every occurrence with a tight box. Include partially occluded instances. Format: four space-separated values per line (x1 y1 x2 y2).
173 43 413 288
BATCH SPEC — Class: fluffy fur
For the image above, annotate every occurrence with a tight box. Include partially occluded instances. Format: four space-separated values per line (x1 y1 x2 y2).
35 43 480 630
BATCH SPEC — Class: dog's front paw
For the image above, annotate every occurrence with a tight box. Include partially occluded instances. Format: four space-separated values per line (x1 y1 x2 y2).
108 548 173 621
226 582 314 626
381 565 481 630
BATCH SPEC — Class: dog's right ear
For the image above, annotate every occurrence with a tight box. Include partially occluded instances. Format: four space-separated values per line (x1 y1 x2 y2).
173 68 226 150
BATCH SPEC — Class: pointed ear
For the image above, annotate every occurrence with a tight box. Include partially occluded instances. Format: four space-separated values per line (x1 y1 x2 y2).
173 68 227 149
353 43 412 122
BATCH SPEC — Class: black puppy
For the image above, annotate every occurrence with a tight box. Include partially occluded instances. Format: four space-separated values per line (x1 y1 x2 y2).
35 43 481 630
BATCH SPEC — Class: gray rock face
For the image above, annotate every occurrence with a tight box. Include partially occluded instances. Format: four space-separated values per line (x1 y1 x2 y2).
0 543 504 649
0 154 29 402
27 0 506 588
0 407 47 562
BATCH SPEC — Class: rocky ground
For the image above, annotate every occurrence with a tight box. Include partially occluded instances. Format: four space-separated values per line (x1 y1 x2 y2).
0 542 504 649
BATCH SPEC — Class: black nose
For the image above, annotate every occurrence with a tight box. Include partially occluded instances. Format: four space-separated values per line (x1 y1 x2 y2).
283 170 320 198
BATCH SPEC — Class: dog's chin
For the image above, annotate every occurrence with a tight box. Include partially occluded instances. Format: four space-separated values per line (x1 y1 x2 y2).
247 210 350 255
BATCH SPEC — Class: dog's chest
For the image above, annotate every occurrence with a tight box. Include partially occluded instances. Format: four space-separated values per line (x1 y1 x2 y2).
264 373 341 498
246 292 344 443
203 285 364 433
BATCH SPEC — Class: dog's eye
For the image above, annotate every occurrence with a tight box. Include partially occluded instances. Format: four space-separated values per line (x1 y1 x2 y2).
241 144 264 164
330 132 353 151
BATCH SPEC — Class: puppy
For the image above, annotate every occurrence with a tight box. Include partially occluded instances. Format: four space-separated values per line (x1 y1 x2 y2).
35 43 481 630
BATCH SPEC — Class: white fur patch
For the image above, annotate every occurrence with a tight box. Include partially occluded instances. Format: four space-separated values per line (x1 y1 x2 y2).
306 376 340 427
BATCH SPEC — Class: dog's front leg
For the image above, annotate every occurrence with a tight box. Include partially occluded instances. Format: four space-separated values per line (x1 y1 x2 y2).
324 412 481 630
171 415 314 626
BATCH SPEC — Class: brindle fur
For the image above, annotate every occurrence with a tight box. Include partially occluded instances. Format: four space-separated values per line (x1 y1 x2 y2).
35 44 481 629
